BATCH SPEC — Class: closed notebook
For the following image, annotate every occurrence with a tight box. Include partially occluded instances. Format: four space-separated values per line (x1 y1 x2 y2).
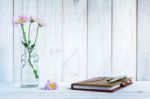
71 77 132 92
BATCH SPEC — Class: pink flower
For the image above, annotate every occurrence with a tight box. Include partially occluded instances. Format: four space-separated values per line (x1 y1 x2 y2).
36 18 46 27
44 80 58 90
13 15 28 24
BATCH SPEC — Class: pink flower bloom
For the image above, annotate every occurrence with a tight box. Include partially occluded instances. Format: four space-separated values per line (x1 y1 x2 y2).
49 82 58 90
36 18 46 27
44 80 58 90
13 15 28 24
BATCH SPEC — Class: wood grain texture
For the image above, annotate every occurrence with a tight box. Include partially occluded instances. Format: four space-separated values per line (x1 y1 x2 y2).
137 0 150 80
1 0 147 82
0 0 13 82
22 0 38 17
112 0 136 78
1 82 150 99
62 0 87 82
13 0 22 82
37 0 62 85
13 0 38 82
88 0 112 78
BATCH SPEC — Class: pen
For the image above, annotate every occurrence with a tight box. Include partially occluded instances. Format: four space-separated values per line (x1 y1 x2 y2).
108 75 127 83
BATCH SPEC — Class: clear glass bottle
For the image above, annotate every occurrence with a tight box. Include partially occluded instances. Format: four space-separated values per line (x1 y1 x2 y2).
21 49 39 87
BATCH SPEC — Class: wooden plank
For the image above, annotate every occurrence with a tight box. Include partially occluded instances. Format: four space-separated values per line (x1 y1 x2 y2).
112 0 136 78
62 0 87 82
0 0 13 82
88 0 112 78
13 0 38 82
13 0 22 82
137 0 150 80
37 0 62 85
22 0 37 17
54 0 63 82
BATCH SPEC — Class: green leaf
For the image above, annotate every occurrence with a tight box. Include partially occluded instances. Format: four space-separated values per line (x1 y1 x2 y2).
29 44 35 52
22 41 28 48
31 44 35 49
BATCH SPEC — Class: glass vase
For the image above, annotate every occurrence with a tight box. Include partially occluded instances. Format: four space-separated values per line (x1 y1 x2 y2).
21 49 39 88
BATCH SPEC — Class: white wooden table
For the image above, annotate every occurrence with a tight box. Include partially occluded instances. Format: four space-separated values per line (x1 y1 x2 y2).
0 81 150 99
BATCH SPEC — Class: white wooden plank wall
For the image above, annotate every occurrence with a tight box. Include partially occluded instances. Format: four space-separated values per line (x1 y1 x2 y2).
0 0 150 82
37 0 62 85
112 0 136 78
137 0 150 80
0 0 13 82
62 0 87 82
88 0 112 78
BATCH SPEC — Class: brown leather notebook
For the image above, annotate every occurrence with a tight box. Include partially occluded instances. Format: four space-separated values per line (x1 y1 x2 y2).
71 77 133 92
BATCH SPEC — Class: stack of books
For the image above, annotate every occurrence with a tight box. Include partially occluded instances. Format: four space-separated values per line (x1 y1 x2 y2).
71 75 133 92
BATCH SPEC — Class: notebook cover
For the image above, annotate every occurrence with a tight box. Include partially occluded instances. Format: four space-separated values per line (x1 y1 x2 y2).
71 82 133 92
71 77 133 92
71 77 131 87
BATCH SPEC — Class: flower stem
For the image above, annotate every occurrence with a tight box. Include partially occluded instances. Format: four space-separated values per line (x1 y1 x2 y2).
28 22 32 43
21 24 39 79
21 24 28 44
34 26 40 45
27 49 39 79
